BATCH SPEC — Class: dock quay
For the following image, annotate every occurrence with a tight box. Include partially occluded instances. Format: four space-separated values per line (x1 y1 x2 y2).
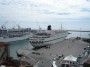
17 38 90 67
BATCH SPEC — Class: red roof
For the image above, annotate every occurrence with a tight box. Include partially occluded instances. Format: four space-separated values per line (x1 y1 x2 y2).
0 42 9 47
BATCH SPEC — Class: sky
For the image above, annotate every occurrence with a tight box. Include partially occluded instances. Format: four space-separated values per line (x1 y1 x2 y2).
0 0 90 30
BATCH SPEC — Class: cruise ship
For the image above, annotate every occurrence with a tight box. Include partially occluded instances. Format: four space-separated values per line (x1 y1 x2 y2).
0 27 31 42
29 25 68 48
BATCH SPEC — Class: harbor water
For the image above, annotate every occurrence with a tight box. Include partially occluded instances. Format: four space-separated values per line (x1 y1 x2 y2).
9 39 33 59
67 31 90 39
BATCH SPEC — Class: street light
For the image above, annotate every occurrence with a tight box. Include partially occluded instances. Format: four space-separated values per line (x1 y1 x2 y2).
80 28 82 38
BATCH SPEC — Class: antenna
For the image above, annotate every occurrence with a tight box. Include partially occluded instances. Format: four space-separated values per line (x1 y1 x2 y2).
80 28 82 38
61 23 62 30
61 23 63 31
15 23 21 29
36 22 41 30
1 21 8 29
17 24 21 29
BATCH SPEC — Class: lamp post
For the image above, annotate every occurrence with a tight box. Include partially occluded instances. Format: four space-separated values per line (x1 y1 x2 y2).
80 28 82 38
88 34 90 39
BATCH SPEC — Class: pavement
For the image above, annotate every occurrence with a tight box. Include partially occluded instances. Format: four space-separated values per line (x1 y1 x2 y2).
18 39 90 67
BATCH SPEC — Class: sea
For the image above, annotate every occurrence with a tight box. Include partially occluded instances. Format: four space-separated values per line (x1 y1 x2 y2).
9 39 33 59
9 31 90 59
67 31 90 39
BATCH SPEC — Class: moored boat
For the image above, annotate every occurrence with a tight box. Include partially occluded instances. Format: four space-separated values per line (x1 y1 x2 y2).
0 27 31 42
29 25 68 48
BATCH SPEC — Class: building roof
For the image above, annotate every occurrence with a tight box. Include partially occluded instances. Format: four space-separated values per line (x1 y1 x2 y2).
0 42 9 47
63 55 77 62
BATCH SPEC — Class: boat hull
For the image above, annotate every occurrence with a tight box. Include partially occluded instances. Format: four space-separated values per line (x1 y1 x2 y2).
30 31 68 48
32 36 66 48
0 34 30 42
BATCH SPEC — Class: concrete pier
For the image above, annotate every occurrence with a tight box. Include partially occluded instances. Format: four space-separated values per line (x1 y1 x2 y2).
18 39 90 67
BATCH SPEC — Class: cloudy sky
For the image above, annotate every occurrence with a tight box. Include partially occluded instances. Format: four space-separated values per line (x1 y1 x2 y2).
0 0 90 30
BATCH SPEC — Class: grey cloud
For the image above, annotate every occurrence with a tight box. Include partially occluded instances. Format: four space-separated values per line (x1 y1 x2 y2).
0 0 47 7
0 0 11 5
81 8 90 12
36 10 70 15
86 0 90 2
57 13 70 15
40 10 55 14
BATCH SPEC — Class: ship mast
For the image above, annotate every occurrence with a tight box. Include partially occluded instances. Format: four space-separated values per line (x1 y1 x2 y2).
61 23 62 31
1 21 8 29
1 21 8 34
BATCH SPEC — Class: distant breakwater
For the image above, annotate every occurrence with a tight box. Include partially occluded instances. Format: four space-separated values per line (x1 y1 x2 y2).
67 30 90 32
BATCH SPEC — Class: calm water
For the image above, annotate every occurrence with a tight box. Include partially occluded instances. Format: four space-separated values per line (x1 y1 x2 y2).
9 39 33 59
67 31 90 39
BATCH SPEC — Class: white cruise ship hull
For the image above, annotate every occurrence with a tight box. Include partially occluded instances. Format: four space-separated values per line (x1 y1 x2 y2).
32 36 66 47
30 31 68 48
0 34 30 42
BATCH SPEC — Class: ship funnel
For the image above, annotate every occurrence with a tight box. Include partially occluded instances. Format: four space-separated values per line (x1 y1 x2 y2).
47 25 52 30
